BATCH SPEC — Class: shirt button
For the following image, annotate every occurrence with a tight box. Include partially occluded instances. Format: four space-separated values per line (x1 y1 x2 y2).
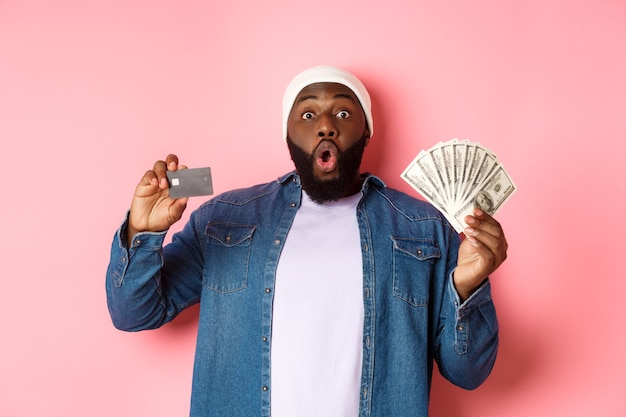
262 336 268 342
274 239 281 245
457 325 464 331
290 203 296 207
262 386 269 392
265 288 271 294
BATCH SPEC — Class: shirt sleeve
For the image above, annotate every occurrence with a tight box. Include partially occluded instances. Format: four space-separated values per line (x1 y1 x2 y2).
434 271 499 390
105 212 202 331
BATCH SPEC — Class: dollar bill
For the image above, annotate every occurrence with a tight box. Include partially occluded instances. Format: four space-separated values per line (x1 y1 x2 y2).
401 138 516 233
401 163 465 232
452 165 516 229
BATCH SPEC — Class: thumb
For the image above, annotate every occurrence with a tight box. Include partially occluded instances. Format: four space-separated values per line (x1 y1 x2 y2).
168 197 189 224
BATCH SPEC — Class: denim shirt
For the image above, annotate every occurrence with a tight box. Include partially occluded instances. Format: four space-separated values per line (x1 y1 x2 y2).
106 172 498 417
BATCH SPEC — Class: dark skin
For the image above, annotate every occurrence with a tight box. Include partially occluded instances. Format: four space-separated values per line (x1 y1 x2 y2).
286 82 370 198
127 82 508 301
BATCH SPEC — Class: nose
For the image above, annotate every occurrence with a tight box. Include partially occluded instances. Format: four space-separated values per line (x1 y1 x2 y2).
317 113 337 138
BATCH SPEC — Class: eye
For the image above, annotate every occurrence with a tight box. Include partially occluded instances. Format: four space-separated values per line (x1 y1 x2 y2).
301 111 314 120
336 110 350 119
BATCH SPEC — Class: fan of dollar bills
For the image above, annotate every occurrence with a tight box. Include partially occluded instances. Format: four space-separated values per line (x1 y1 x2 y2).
401 138 516 233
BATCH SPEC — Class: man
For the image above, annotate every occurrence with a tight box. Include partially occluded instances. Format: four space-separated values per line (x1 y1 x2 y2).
106 65 508 416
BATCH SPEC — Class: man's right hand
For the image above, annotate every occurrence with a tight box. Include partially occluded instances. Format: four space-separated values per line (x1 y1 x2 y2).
127 154 189 244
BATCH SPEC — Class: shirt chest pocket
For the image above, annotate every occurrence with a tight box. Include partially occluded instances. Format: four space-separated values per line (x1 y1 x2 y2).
202 222 257 293
391 237 441 307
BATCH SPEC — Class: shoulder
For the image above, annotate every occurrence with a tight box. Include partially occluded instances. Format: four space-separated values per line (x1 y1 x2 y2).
362 174 444 221
195 172 297 211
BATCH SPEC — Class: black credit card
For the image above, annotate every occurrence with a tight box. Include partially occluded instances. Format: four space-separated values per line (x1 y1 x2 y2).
166 167 213 198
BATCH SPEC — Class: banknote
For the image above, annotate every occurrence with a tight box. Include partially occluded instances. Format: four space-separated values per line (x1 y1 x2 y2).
401 139 516 233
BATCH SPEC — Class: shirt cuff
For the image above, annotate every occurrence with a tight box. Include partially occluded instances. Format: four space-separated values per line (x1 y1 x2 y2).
109 213 168 288
447 271 493 355
448 270 492 311
116 211 168 254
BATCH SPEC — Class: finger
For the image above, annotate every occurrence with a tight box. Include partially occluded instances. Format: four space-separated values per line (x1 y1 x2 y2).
462 233 497 260
165 154 179 171
153 154 180 190
171 197 189 219
151 159 168 189
137 169 159 191
161 197 189 228
465 220 504 244
464 209 507 253
464 225 508 268
465 208 504 239
468 207 499 226
464 226 500 252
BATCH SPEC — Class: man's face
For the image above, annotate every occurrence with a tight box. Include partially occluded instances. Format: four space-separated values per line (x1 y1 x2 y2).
286 82 370 202
475 193 494 212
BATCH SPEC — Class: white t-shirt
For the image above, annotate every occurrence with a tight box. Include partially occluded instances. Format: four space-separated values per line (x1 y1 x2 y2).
271 191 364 417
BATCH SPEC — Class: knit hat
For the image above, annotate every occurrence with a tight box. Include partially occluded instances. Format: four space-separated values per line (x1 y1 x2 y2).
282 65 373 141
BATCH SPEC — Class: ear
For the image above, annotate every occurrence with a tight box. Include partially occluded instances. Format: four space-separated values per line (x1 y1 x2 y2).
363 127 371 146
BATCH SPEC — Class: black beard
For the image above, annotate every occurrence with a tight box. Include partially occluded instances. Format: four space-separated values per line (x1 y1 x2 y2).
287 135 367 203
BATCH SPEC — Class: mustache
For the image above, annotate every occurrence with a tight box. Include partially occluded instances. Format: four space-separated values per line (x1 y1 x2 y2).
286 135 368 203
287 135 369 158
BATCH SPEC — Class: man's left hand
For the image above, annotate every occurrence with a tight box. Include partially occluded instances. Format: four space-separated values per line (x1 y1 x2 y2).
453 208 508 302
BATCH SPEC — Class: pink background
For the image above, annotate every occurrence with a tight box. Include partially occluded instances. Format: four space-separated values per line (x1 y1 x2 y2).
1 0 625 415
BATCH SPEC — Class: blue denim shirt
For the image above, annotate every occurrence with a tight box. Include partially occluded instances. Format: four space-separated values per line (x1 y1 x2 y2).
106 172 498 417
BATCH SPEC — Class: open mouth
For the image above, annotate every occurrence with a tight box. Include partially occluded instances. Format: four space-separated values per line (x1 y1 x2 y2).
314 141 338 173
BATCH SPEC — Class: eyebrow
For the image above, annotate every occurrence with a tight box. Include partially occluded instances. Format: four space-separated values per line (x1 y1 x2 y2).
296 93 356 104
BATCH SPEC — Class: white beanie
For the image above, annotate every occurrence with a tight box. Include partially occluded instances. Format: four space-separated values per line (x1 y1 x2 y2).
282 65 373 141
